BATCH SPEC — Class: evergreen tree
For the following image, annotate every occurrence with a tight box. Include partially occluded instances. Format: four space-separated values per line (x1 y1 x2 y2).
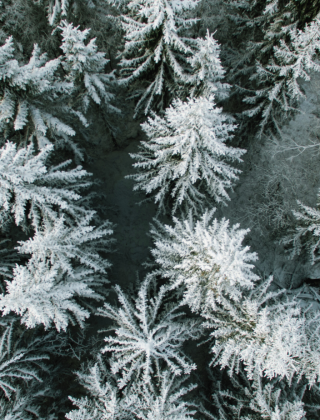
59 20 119 114
16 215 113 277
149 209 259 313
67 355 198 420
113 0 200 116
0 37 84 157
203 276 320 386
66 356 137 420
187 30 230 100
128 96 244 215
0 259 109 331
282 186 320 265
224 0 320 134
208 370 307 420
0 141 90 231
0 318 50 398
97 276 202 389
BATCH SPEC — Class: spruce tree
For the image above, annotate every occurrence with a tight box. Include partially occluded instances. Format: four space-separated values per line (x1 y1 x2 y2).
113 0 200 116
128 96 244 215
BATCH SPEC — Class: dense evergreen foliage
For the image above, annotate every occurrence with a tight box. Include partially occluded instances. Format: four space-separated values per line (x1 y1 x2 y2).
0 0 320 418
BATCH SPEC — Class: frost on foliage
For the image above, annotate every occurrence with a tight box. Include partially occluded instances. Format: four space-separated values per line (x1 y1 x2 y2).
0 141 113 330
0 241 17 282
281 191 320 265
0 259 108 331
0 141 90 231
149 209 259 313
210 369 306 420
0 384 55 420
67 357 197 420
44 0 95 26
98 276 202 388
131 369 197 420
117 0 200 116
59 21 119 114
16 215 113 277
188 30 230 100
0 319 49 399
128 96 244 215
66 356 137 420
243 11 320 133
203 276 320 386
0 37 84 157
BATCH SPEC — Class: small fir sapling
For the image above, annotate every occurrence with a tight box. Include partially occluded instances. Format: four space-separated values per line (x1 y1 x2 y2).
203 276 320 386
149 209 259 313
281 190 320 265
97 276 203 389
58 20 120 114
114 0 200 116
0 141 91 231
128 96 245 215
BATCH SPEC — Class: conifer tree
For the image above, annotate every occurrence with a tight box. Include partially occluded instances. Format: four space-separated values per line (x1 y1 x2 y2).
67 355 198 419
224 0 320 133
0 37 83 157
59 20 119 114
0 141 90 231
209 370 307 420
98 276 202 389
203 276 320 386
0 318 50 398
16 215 113 277
66 356 138 420
282 190 320 265
149 209 259 313
113 0 200 116
187 30 230 100
128 96 244 215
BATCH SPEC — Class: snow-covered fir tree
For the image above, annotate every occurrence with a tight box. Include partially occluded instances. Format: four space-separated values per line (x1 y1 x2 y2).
282 188 320 265
0 141 90 230
130 369 197 420
59 20 119 114
128 96 245 215
0 36 84 156
16 214 113 277
41 0 96 26
203 276 320 386
67 355 198 420
245 13 320 133
97 276 202 389
0 141 114 331
113 0 200 116
187 30 230 100
0 318 50 398
208 369 307 420
223 0 320 134
66 355 138 420
149 209 259 313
